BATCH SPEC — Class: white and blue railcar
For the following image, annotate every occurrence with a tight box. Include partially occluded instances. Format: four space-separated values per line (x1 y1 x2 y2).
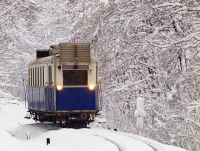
27 43 101 126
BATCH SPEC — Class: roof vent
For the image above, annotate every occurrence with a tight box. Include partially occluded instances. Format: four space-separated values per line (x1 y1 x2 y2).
59 43 90 64
50 43 90 64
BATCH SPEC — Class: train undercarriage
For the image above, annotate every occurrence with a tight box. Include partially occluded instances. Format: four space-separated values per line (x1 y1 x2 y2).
27 110 97 128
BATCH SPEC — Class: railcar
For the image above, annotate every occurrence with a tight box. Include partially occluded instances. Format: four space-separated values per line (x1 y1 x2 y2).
27 43 101 126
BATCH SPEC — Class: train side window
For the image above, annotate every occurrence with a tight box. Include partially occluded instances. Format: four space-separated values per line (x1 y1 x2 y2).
33 68 35 87
43 66 44 86
63 70 88 86
29 68 31 86
36 67 37 87
37 67 38 87
30 68 32 86
38 67 40 87
48 65 52 85
31 68 33 87
40 67 42 86
31 68 33 86
35 67 37 87
34 67 37 87
28 69 30 86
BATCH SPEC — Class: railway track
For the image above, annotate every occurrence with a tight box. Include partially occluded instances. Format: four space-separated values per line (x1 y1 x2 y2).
24 122 159 151
93 134 124 151
118 133 159 151
91 132 157 151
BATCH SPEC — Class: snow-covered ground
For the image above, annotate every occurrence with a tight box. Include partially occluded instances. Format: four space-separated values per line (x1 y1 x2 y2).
0 97 187 151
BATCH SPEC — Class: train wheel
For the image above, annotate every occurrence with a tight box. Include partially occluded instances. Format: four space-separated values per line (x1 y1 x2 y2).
80 113 88 120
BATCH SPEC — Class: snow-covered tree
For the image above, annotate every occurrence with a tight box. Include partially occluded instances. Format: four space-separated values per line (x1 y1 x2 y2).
1 0 200 150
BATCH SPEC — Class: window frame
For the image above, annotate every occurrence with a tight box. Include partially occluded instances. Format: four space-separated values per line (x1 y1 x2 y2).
63 70 88 86
48 65 52 86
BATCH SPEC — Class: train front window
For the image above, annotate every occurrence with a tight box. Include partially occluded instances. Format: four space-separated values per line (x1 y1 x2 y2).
63 70 88 86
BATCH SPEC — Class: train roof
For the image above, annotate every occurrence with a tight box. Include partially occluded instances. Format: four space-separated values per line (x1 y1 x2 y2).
28 55 97 67
28 42 98 67
28 55 53 66
56 43 91 64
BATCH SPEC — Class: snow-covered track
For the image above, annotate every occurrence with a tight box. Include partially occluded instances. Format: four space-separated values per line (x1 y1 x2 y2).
87 129 156 151
118 133 160 151
93 134 124 151
93 133 157 151
146 144 157 151
130 138 158 151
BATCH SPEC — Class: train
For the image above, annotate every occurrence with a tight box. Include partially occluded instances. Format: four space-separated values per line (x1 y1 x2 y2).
26 42 101 127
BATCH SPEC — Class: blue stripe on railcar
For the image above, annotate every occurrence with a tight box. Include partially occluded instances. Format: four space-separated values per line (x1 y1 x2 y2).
44 87 54 111
27 87 54 111
56 87 96 111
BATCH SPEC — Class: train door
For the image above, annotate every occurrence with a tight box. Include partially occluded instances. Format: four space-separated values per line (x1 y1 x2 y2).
45 65 54 111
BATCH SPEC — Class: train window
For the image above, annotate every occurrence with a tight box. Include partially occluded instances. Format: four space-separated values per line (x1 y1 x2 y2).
31 68 33 87
28 69 30 86
30 68 32 86
63 70 88 86
37 67 40 86
35 67 37 87
33 68 35 87
38 68 39 86
29 69 31 86
43 66 44 86
36 67 38 86
48 66 52 85
31 68 32 86
40 67 42 86
35 67 37 86
38 67 40 86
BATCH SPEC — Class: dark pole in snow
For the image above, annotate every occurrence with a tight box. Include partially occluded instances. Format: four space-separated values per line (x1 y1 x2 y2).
47 138 50 145
26 131 30 140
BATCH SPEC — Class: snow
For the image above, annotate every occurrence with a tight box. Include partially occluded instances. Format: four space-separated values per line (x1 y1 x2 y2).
134 97 146 118
1 1 200 149
99 0 109 5
0 96 188 151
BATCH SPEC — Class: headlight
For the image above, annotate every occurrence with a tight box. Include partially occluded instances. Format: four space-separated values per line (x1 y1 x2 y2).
57 85 63 91
89 84 95 90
